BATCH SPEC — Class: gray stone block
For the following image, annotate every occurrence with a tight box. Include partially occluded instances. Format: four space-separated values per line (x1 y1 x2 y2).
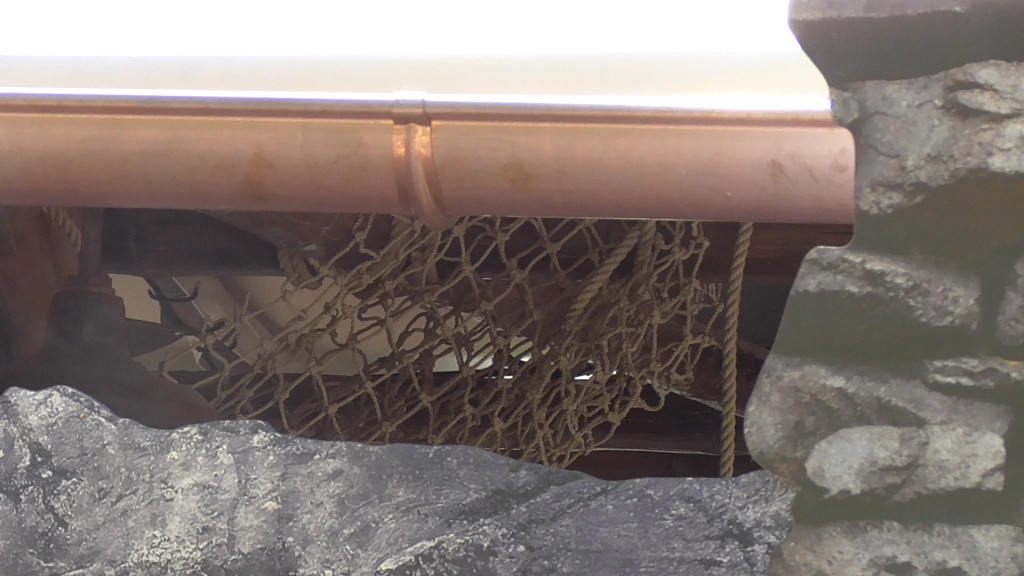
835 62 1024 223
997 253 1024 347
774 246 982 361
791 247 980 330
804 425 1004 502
926 356 1024 395
771 521 1024 576
0 386 795 576
745 355 1011 483
790 0 1024 85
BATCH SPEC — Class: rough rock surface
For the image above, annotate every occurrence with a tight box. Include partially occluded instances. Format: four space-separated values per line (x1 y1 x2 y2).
835 62 1024 231
0 386 795 576
790 248 981 331
997 254 1024 347
746 10 1024 570
775 246 983 360
926 356 1024 395
789 0 1024 85
804 425 1005 501
771 521 1024 576
746 355 1011 483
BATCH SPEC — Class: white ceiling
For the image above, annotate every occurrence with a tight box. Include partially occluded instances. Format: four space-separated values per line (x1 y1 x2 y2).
0 0 828 110
2 0 798 56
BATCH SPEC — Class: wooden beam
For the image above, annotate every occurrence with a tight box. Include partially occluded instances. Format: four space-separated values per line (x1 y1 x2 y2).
107 210 852 287
102 209 281 276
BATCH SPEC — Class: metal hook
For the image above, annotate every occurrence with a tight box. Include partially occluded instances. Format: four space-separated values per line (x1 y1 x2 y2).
147 282 200 303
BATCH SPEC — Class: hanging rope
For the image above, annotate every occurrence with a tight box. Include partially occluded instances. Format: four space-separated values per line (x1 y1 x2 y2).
41 206 82 255
719 221 753 479
567 223 645 325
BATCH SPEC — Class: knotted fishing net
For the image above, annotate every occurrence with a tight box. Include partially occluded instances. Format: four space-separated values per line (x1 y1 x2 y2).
160 214 722 467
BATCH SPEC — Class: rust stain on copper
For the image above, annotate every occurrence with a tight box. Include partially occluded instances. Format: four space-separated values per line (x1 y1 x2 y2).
499 159 535 194
832 149 852 174
243 147 276 203
767 158 788 181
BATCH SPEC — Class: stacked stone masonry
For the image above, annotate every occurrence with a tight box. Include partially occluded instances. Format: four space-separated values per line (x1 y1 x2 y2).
747 1 1024 573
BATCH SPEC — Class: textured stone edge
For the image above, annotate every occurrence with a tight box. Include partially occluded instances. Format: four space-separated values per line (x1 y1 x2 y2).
0 386 797 576
772 521 1024 576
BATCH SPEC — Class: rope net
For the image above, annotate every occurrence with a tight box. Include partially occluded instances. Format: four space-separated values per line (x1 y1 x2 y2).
160 214 723 467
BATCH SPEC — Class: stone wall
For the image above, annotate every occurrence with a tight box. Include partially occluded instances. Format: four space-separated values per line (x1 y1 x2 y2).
746 1 1024 573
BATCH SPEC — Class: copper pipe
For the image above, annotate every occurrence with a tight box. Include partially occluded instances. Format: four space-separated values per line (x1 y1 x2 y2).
0 90 853 226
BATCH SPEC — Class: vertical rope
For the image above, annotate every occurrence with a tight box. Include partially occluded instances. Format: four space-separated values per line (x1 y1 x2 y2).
720 221 753 479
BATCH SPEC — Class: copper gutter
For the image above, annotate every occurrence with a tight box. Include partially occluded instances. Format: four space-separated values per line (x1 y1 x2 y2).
0 90 853 228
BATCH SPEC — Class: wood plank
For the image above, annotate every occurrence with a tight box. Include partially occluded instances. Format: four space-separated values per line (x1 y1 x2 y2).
103 209 280 276
106 211 852 287
700 221 852 284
